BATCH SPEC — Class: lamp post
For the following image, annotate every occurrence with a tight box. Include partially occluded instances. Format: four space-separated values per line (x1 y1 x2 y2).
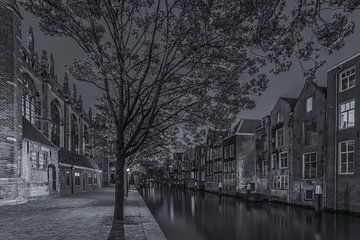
126 168 130 196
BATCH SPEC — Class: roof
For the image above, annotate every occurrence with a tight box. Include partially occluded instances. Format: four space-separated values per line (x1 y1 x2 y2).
327 51 360 72
22 117 58 149
280 97 298 110
58 149 100 171
234 118 261 134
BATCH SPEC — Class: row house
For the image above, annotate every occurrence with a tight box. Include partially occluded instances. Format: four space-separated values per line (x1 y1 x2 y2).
261 81 327 209
0 1 101 205
223 119 260 194
255 116 271 197
326 53 360 214
269 97 297 202
205 129 227 192
193 144 206 190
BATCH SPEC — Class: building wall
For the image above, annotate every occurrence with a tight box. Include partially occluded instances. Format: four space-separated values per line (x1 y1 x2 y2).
59 165 101 195
21 140 59 198
326 55 360 213
269 99 294 202
255 116 271 197
292 82 326 207
0 2 26 204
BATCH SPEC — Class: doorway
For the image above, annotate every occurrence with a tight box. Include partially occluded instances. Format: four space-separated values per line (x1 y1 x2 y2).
48 164 57 192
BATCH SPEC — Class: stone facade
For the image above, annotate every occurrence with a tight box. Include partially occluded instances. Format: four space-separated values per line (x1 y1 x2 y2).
0 1 101 205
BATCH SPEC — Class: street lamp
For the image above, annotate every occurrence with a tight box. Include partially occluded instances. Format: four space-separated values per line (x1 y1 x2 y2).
126 168 130 196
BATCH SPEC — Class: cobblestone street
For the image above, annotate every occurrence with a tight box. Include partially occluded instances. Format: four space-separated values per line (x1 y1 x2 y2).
0 187 114 240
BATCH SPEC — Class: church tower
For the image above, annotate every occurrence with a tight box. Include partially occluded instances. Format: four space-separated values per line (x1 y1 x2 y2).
0 0 26 203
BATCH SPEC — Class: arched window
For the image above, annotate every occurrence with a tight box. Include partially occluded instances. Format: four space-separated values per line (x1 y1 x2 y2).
51 100 61 147
71 114 79 153
22 76 40 126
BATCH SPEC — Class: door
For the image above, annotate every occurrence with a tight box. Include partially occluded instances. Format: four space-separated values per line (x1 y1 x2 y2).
48 164 57 192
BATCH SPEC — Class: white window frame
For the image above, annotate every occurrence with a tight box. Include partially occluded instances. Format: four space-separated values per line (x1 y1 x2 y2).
339 99 355 130
302 152 317 179
339 140 355 174
306 97 313 112
273 175 288 189
339 66 356 92
279 151 288 169
276 128 285 148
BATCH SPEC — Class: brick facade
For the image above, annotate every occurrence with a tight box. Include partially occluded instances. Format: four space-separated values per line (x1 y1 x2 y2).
0 1 101 205
326 54 360 213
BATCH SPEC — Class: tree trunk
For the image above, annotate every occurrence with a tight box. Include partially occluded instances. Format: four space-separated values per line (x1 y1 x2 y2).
113 144 126 222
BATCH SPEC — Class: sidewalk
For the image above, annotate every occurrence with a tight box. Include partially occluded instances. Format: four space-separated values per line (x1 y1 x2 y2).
108 187 167 240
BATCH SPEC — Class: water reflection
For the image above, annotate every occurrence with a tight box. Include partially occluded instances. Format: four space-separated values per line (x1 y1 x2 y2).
141 187 360 240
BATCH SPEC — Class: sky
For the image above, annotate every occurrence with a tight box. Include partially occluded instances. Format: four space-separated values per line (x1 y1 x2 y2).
19 5 360 119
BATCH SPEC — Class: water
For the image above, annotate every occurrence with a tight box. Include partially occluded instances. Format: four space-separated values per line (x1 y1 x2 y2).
140 187 360 240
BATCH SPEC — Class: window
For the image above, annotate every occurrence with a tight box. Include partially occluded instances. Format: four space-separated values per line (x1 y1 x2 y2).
306 97 313 112
273 175 288 189
75 172 81 185
271 153 277 169
276 128 285 148
339 140 354 174
277 111 284 123
229 145 234 157
279 152 288 169
262 160 268 176
88 174 93 185
94 174 98 185
339 100 355 129
305 190 314 200
303 152 317 179
66 171 71 186
303 119 317 146
339 66 356 92
31 151 39 169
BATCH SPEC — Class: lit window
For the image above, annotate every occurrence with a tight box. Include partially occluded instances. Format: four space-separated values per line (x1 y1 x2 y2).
339 100 355 129
276 128 285 148
339 66 356 92
303 152 317 179
75 172 81 185
273 175 288 189
306 97 313 112
279 152 288 169
339 140 354 174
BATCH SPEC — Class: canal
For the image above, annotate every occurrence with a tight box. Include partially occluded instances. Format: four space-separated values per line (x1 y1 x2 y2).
140 187 360 240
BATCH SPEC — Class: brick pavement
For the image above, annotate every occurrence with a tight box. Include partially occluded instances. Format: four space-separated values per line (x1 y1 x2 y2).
108 187 167 240
0 187 114 240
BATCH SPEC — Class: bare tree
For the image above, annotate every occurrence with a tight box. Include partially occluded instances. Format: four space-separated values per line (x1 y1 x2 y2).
20 0 359 222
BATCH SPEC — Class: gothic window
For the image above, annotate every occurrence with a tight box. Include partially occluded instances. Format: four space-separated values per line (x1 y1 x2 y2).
22 76 40 126
71 114 79 153
51 100 61 147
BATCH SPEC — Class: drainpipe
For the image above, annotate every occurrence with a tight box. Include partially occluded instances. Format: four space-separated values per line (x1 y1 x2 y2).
334 67 343 211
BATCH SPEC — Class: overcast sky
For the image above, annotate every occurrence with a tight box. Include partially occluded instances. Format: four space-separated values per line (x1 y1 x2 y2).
20 7 360 119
